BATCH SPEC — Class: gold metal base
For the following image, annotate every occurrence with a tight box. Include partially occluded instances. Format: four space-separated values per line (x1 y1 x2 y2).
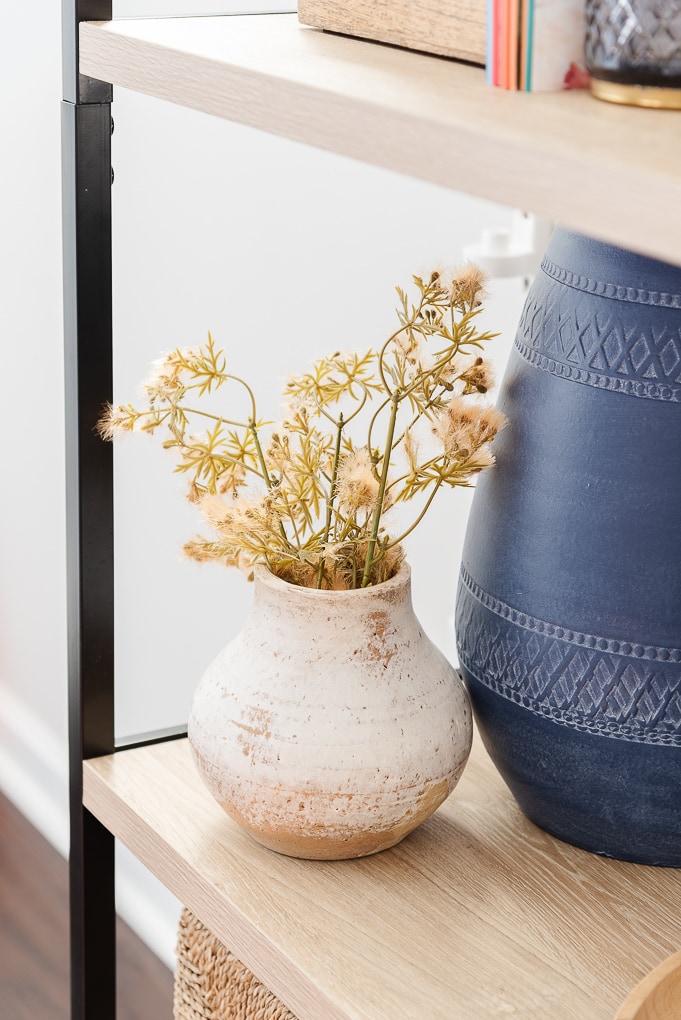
591 78 681 109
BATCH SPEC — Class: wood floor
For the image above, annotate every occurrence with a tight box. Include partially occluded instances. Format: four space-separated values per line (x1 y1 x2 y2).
0 793 174 1020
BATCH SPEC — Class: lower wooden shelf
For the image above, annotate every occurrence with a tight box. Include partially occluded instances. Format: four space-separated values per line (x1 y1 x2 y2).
83 732 681 1020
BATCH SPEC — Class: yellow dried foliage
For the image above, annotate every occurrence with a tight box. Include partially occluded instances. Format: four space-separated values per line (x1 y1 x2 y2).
98 269 504 589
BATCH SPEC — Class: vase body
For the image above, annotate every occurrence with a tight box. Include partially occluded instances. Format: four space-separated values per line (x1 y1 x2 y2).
189 563 472 860
585 0 681 107
456 227 681 866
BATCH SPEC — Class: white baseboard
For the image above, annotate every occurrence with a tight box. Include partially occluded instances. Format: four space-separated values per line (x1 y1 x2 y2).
0 684 179 971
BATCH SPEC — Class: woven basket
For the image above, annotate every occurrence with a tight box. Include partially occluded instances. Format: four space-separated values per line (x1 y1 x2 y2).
174 908 299 1020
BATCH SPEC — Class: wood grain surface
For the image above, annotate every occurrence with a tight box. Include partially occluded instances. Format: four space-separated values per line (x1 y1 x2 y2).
83 733 681 1020
298 0 486 64
79 14 681 267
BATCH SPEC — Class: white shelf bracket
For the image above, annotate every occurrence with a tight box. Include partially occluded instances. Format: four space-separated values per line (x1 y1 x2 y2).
464 212 553 281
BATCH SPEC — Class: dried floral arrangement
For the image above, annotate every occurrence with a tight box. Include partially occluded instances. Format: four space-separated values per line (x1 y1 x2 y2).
99 266 504 590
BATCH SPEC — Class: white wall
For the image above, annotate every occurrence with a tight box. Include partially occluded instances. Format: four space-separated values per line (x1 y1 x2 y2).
0 0 526 973
0 3 69 829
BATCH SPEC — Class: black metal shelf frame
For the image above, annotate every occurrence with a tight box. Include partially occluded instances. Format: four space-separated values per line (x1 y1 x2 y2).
62 4 115 1015
62 4 187 1016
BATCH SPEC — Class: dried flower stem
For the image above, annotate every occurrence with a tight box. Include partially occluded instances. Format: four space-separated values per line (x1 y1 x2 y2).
386 477 444 549
250 420 292 550
317 412 344 589
362 392 400 588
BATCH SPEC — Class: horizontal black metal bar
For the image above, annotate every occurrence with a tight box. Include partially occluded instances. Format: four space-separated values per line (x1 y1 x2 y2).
115 724 189 752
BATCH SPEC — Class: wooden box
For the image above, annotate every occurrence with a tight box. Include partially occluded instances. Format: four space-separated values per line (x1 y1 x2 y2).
298 0 487 66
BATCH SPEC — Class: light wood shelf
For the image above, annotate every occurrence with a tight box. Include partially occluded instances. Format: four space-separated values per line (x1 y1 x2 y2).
84 734 681 1020
78 15 681 1018
79 13 681 266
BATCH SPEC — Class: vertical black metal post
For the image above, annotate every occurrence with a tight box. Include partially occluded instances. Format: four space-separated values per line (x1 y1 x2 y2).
62 3 115 1018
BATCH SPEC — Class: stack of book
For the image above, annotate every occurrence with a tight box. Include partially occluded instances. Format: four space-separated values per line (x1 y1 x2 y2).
297 0 588 93
488 0 588 91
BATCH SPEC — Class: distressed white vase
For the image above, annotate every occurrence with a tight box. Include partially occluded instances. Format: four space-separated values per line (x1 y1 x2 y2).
188 562 473 859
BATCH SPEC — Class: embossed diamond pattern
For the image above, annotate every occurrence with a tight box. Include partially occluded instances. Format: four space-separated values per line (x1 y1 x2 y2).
516 273 681 401
636 686 662 723
455 573 681 745
607 663 644 720
603 327 625 370
666 690 681 727
577 316 602 365
660 337 681 375
579 659 616 715
629 336 651 372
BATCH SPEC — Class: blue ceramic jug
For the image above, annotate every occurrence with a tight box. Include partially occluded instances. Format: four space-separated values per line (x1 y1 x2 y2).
456 228 681 866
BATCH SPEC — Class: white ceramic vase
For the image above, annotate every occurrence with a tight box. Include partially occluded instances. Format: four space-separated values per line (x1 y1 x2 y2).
188 562 472 859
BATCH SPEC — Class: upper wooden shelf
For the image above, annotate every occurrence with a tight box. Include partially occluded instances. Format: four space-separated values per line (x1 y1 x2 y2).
80 14 681 266
84 734 681 1020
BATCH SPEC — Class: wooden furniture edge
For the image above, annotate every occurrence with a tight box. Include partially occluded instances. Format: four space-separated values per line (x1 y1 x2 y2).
78 15 681 267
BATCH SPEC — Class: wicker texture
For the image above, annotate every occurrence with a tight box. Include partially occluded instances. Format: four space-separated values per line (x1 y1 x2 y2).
174 908 299 1020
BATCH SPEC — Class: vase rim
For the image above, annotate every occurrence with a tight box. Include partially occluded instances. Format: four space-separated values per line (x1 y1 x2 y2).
253 559 411 601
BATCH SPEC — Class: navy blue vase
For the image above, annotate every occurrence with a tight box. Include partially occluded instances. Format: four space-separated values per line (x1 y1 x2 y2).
456 228 681 866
